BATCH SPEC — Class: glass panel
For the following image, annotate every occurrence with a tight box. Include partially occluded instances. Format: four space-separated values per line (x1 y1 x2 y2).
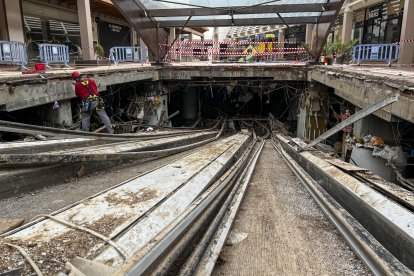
155 12 323 21
142 0 329 9
384 17 401 43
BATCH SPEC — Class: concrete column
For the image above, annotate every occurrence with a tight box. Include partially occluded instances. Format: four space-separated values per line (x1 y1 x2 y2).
77 0 95 60
213 27 219 61
147 95 169 126
305 24 314 46
188 33 194 62
168 28 176 60
2 0 25 42
342 8 353 43
168 28 175 44
398 0 414 66
131 28 137 46
297 106 306 139
182 87 198 123
0 1 8 40
278 29 285 60
46 100 73 126
92 21 98 43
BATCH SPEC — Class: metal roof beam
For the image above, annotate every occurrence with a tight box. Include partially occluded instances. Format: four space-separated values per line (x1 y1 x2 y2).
148 3 342 17
112 0 167 62
157 16 333 28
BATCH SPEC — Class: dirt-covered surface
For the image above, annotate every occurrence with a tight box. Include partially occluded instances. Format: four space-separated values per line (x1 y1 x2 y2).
104 188 158 206
0 148 203 275
213 142 370 276
315 65 414 88
0 149 197 223
0 214 127 275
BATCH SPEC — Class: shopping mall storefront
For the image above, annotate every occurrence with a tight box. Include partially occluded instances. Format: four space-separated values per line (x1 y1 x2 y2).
332 0 404 44
21 0 131 61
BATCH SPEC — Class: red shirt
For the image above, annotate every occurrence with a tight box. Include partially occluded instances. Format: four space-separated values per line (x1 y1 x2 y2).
75 78 100 101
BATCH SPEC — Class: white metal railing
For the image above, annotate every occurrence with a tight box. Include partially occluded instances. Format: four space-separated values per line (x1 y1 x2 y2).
39 43 70 68
109 46 149 65
0 40 28 70
352 44 399 66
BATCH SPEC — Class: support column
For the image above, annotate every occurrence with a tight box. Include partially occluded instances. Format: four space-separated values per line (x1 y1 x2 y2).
46 100 73 126
305 24 314 46
167 28 175 60
188 32 194 62
131 28 137 46
1 0 25 42
342 8 353 43
398 0 414 66
77 0 95 60
278 29 285 60
213 27 219 61
92 21 98 43
299 83 328 141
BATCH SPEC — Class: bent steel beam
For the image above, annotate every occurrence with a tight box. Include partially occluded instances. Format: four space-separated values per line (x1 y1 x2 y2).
302 94 399 151
112 0 167 61
310 0 346 60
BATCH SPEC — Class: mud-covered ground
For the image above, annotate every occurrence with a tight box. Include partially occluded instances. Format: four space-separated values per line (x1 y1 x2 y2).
214 142 370 276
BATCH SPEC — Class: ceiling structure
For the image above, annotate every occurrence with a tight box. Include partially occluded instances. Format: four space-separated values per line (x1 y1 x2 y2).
112 0 346 62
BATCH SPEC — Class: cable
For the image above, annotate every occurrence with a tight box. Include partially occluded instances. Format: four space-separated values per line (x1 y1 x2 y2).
2 243 44 276
32 214 127 260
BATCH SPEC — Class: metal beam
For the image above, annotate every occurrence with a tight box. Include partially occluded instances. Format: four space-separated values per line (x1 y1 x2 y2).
149 3 342 17
112 0 167 61
158 16 333 27
310 0 346 60
182 27 204 37
0 119 198 141
301 94 399 151
275 12 314 58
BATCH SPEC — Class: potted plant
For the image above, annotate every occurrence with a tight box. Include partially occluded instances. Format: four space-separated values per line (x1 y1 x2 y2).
95 44 105 59
334 39 358 64
343 39 358 64
321 42 332 64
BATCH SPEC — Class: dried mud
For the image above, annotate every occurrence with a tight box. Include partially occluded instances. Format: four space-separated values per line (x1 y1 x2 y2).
0 214 127 275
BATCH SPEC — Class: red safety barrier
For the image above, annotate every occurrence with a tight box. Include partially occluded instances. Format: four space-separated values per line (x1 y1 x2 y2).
394 39 414 45
166 46 306 51
161 40 304 45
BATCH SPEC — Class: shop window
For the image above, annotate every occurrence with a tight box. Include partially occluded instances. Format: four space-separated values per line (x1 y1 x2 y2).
359 2 403 44
22 1 81 61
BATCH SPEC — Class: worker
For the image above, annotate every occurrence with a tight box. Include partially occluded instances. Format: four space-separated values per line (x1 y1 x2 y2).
72 71 114 133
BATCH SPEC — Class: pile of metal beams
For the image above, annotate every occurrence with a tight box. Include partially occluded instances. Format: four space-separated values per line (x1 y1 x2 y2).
273 134 414 275
0 130 264 275
0 120 222 198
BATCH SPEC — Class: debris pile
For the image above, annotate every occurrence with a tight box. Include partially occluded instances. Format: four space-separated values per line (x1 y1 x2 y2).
269 115 290 136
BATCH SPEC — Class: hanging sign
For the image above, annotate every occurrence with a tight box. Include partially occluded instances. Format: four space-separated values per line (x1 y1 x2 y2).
369 9 380 18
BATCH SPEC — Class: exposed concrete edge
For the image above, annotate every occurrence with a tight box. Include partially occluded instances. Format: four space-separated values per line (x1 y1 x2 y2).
309 68 414 123
159 66 309 80
0 70 158 111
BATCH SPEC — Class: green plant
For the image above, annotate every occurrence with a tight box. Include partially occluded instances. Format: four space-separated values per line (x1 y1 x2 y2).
322 41 332 56
95 44 105 57
334 39 358 63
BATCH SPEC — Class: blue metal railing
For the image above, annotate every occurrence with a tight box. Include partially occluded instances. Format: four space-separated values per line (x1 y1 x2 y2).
352 44 399 66
109 46 149 65
0 41 28 70
39 43 70 68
